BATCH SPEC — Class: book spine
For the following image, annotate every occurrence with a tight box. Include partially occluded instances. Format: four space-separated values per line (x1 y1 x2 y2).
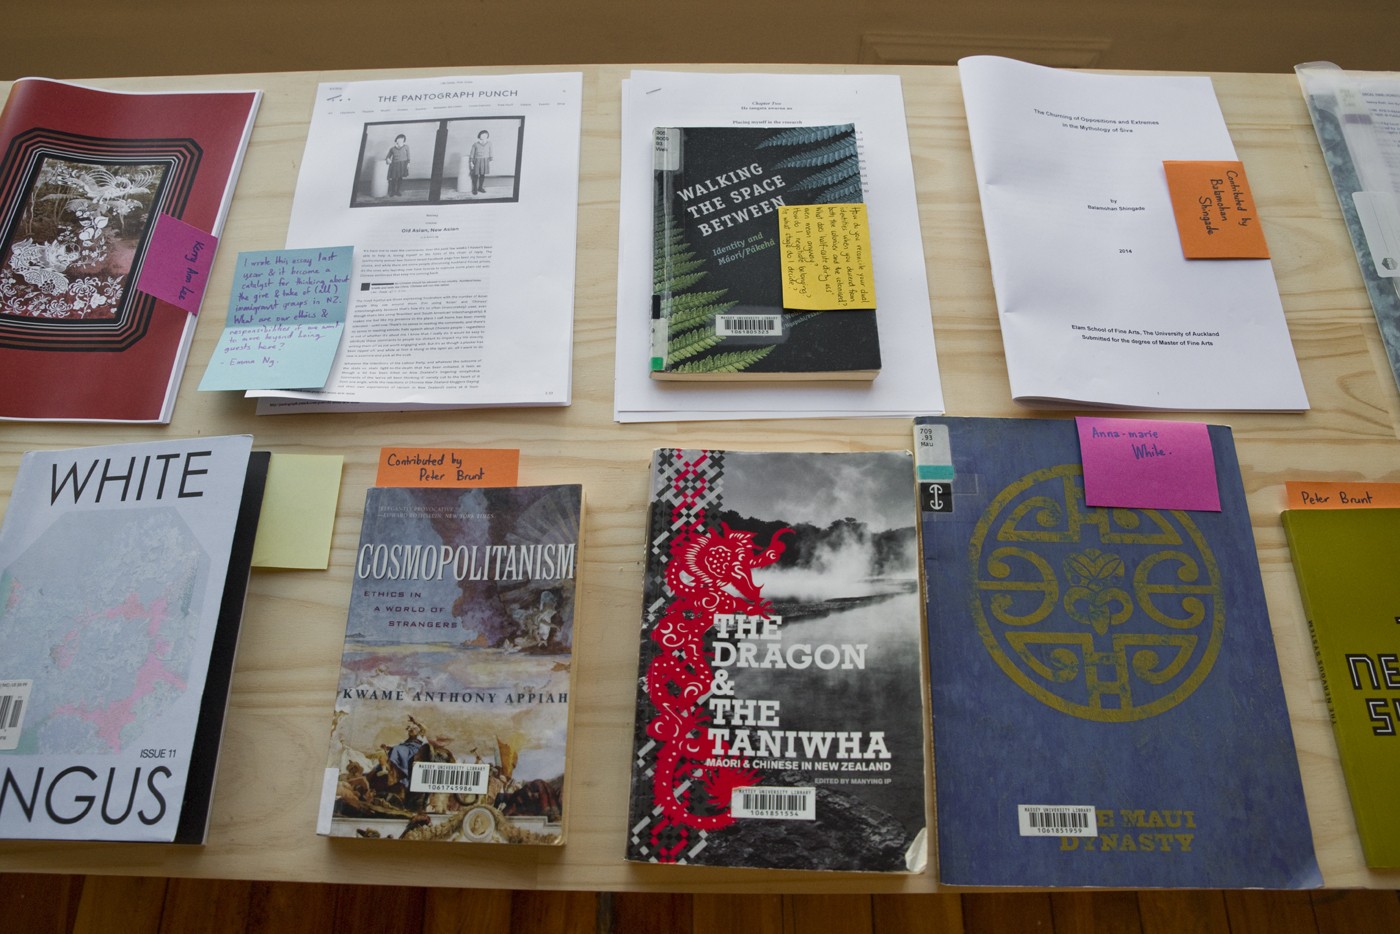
1282 514 1338 726
1304 611 1338 727
651 128 683 372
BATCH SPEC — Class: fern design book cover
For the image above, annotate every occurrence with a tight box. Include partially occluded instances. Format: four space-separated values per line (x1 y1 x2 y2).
626 450 926 871
650 125 881 380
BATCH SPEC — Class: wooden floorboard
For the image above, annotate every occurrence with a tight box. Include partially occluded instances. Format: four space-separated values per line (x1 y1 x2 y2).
332 883 427 934
1221 890 1318 934
0 873 85 934
1136 890 1230 934
1310 889 1400 933
5 875 1400 933
871 893 965 933
511 889 599 934
1050 891 1144 934
422 887 513 934
692 893 785 934
72 876 167 934
610 891 693 934
159 878 253 933
246 881 338 934
962 892 1055 933
783 893 875 934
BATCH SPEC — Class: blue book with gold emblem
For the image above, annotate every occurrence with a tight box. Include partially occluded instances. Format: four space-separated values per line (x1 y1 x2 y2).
915 416 1319 887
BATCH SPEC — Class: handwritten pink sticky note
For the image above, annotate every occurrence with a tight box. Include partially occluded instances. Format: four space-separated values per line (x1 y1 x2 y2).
134 214 219 315
1076 417 1221 512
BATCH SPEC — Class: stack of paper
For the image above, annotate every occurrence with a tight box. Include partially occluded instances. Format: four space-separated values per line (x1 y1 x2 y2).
614 71 944 422
961 56 1308 411
252 72 583 413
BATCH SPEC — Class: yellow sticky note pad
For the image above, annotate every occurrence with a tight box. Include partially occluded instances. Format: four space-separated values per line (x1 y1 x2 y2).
251 453 344 570
778 204 876 311
1163 160 1270 259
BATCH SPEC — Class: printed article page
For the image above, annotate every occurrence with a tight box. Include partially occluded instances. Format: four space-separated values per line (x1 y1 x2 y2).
254 72 582 411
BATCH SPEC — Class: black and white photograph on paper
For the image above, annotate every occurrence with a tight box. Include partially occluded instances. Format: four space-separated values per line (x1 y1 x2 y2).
350 116 525 207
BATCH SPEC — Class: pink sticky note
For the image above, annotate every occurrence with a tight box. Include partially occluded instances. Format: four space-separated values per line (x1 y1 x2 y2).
1075 417 1221 512
134 214 219 315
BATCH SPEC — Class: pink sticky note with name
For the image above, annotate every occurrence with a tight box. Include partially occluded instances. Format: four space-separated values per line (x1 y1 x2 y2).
134 214 218 315
1076 417 1221 512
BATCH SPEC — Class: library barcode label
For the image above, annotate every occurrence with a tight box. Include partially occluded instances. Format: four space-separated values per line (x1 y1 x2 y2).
715 315 781 337
411 761 489 794
731 786 816 820
0 680 32 751
1018 804 1097 837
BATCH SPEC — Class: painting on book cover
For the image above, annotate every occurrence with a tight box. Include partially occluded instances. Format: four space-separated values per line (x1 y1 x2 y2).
324 485 581 844
0 130 199 351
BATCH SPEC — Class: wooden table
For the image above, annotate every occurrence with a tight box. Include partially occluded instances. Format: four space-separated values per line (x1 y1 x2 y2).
0 64 1395 892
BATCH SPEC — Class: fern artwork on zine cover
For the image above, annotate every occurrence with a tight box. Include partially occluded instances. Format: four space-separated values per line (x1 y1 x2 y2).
650 125 881 381
626 450 926 872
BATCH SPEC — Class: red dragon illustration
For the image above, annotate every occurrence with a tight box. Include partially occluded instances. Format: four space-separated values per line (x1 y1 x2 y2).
644 502 790 862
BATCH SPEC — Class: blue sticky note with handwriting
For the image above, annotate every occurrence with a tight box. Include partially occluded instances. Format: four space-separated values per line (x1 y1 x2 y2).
198 246 352 391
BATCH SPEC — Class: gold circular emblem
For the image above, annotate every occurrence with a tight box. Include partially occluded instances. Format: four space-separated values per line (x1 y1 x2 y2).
969 464 1223 722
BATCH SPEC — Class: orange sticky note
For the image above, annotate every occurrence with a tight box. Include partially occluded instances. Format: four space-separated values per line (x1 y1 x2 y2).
376 448 519 488
1163 160 1269 259
1284 481 1400 510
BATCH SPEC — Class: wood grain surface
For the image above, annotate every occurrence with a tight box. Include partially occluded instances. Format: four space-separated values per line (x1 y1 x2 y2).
12 875 1400 934
0 64 1395 892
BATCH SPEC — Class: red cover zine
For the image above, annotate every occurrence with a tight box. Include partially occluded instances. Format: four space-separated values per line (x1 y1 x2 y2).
0 79 259 422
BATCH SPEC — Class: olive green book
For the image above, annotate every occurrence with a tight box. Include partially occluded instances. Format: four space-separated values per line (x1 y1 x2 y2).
1283 507 1400 868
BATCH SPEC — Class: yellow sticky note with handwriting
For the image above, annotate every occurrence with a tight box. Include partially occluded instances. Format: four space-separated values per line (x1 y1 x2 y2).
778 204 876 311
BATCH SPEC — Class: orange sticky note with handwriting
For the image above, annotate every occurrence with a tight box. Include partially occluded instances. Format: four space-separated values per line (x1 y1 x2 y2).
377 448 519 488
1163 160 1269 259
1285 481 1400 510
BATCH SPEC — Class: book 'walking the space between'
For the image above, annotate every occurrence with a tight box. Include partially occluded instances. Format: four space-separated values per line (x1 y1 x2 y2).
650 125 881 381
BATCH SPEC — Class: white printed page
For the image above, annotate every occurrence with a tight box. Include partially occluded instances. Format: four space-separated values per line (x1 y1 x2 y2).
1355 73 1400 191
252 73 581 410
614 70 944 422
961 56 1308 411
